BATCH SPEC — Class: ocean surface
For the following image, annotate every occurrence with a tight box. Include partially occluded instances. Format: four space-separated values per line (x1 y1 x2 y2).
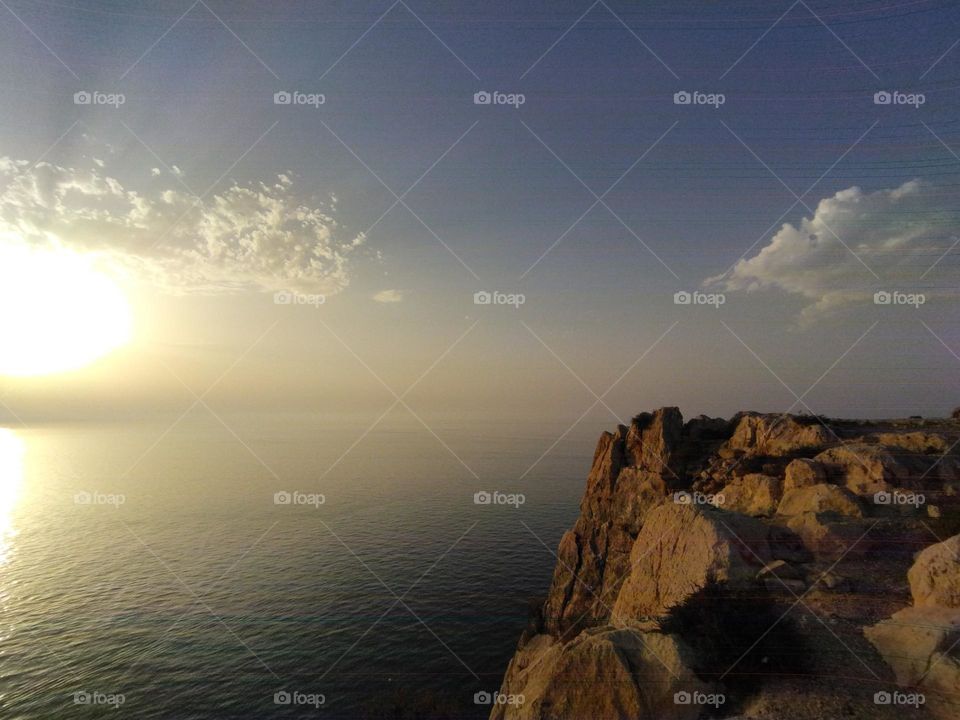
0 413 605 719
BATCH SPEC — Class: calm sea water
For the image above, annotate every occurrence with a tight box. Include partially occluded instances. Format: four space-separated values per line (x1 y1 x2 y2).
0 413 603 719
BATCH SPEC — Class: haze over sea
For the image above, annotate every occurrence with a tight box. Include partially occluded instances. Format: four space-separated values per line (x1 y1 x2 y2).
0 413 603 719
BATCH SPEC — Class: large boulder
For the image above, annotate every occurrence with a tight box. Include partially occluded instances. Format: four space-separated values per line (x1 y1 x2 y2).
872 432 951 455
776 484 864 518
783 458 828 492
726 412 831 456
865 606 960 685
490 626 712 720
785 512 875 559
814 444 924 496
612 503 771 621
718 473 782 517
909 534 960 608
865 606 960 720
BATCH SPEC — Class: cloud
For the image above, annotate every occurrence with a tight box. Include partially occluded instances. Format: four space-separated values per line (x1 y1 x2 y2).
0 156 365 295
372 289 403 303
707 180 959 322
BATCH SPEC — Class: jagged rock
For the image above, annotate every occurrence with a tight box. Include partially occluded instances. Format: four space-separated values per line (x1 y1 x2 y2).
726 412 831 456
785 512 875 559
814 444 924 496
865 606 960 685
490 626 711 720
873 432 951 455
612 503 770 621
783 458 828 492
776 484 864 518
909 534 960 608
865 606 960 720
625 407 686 480
718 473 782 517
542 411 686 637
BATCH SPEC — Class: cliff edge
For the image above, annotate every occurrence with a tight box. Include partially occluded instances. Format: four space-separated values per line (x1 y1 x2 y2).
491 408 960 720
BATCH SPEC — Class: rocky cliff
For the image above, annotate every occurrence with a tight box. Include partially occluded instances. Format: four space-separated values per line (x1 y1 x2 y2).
492 408 960 720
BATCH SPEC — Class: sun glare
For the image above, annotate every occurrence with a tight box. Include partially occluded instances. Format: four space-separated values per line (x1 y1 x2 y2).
0 245 132 377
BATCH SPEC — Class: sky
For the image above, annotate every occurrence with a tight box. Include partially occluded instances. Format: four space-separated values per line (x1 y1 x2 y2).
1 0 959 424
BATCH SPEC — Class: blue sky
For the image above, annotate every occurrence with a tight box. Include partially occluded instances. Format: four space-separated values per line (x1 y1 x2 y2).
1 0 959 422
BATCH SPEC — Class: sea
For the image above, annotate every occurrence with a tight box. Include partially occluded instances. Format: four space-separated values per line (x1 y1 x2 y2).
0 412 604 718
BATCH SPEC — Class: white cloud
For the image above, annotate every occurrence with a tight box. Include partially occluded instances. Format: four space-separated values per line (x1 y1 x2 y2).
707 180 959 322
372 289 403 303
0 157 365 295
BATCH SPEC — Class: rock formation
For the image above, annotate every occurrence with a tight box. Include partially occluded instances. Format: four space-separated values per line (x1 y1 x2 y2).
492 408 960 720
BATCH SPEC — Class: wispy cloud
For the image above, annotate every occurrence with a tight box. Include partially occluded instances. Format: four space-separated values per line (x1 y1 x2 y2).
372 289 403 303
0 157 365 295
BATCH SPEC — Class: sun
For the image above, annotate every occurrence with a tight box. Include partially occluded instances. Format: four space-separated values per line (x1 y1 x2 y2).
0 244 132 377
